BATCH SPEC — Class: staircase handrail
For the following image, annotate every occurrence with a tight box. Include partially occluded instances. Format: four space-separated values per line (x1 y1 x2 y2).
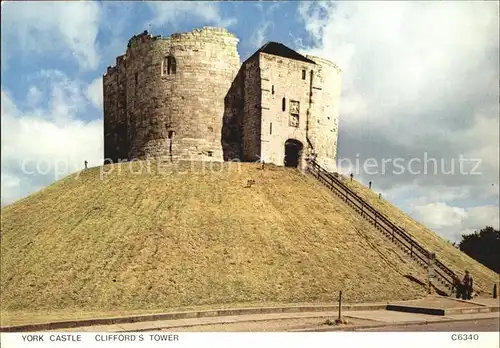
308 160 457 287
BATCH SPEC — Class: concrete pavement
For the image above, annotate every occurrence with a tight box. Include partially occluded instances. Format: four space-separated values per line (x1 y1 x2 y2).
48 308 499 333
2 295 498 332
48 311 357 332
295 311 499 332
353 318 499 332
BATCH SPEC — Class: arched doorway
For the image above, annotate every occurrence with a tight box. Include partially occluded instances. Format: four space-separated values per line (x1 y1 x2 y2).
284 139 303 168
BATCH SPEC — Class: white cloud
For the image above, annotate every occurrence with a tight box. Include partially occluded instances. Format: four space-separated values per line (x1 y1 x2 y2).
24 86 43 108
1 73 103 206
1 1 102 70
459 110 500 172
391 185 470 206
250 22 271 49
249 2 281 49
462 206 500 231
147 2 236 28
1 173 20 190
298 1 498 129
297 2 499 241
411 202 499 242
412 202 467 230
87 77 104 109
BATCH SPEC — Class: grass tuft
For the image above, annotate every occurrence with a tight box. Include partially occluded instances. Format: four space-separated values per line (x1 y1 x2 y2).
2 161 494 325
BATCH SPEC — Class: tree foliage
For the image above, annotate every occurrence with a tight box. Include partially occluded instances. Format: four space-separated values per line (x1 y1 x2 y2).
458 226 500 274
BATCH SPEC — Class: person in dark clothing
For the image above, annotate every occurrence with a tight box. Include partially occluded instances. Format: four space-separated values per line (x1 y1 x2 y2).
454 275 463 299
462 270 473 300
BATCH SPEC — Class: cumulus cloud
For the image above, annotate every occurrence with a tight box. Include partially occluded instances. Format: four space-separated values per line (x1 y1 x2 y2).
412 202 467 229
249 2 282 49
250 22 271 49
147 2 236 29
297 1 499 240
1 1 101 70
1 73 103 206
411 202 499 242
463 206 500 232
87 77 104 110
297 2 498 167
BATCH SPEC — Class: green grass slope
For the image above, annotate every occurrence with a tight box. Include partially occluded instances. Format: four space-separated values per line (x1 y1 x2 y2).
2 161 431 322
343 178 499 295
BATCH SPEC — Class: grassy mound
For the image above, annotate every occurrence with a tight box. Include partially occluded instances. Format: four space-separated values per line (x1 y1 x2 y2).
343 178 499 295
1 160 455 323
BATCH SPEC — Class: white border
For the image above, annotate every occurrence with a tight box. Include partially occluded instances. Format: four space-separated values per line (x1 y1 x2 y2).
1 332 499 348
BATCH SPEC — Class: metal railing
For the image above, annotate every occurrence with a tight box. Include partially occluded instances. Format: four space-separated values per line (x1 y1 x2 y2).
306 160 457 293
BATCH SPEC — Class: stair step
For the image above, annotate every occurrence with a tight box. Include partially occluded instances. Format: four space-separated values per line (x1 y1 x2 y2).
309 169 457 290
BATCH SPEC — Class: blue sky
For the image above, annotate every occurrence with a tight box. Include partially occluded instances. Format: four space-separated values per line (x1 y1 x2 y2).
1 1 499 242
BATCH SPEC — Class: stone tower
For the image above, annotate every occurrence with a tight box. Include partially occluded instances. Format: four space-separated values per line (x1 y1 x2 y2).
104 28 341 173
103 27 240 163
222 42 341 172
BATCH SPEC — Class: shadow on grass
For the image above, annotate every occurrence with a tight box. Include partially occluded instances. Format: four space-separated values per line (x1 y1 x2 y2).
404 274 426 287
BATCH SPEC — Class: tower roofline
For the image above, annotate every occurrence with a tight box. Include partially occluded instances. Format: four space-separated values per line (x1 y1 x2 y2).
244 41 317 65
306 54 342 73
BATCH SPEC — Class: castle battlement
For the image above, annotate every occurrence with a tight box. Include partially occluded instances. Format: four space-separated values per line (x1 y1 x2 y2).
127 30 153 48
306 55 342 73
105 66 116 76
103 27 341 171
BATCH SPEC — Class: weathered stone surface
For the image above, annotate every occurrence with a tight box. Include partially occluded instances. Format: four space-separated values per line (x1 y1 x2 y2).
104 27 240 163
103 27 341 170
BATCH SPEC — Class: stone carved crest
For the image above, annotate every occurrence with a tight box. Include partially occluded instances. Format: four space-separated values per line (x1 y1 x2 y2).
289 100 300 127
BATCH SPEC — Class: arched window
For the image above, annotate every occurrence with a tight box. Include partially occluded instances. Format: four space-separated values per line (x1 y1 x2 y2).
163 55 177 76
282 97 286 112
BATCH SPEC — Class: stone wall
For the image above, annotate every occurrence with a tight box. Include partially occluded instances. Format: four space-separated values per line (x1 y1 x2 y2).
103 27 240 163
103 55 128 162
305 55 342 172
104 27 341 171
241 57 262 162
239 51 341 171
103 66 118 162
221 67 245 161
258 52 316 169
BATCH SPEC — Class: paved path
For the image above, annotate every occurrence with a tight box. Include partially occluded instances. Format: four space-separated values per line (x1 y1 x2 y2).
49 309 499 332
156 312 500 332
297 311 499 332
356 318 499 332
390 297 482 308
468 298 500 307
176 316 500 333
344 310 498 323
49 311 368 332
11 295 496 333
161 316 376 332
344 310 447 323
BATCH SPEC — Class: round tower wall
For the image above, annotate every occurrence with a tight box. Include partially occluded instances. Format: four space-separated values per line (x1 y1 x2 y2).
124 28 240 161
306 55 342 172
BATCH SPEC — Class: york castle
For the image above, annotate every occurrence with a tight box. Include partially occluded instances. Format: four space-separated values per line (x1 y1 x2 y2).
103 27 341 171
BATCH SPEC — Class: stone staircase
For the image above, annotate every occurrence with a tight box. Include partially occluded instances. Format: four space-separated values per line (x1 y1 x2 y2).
306 160 459 295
